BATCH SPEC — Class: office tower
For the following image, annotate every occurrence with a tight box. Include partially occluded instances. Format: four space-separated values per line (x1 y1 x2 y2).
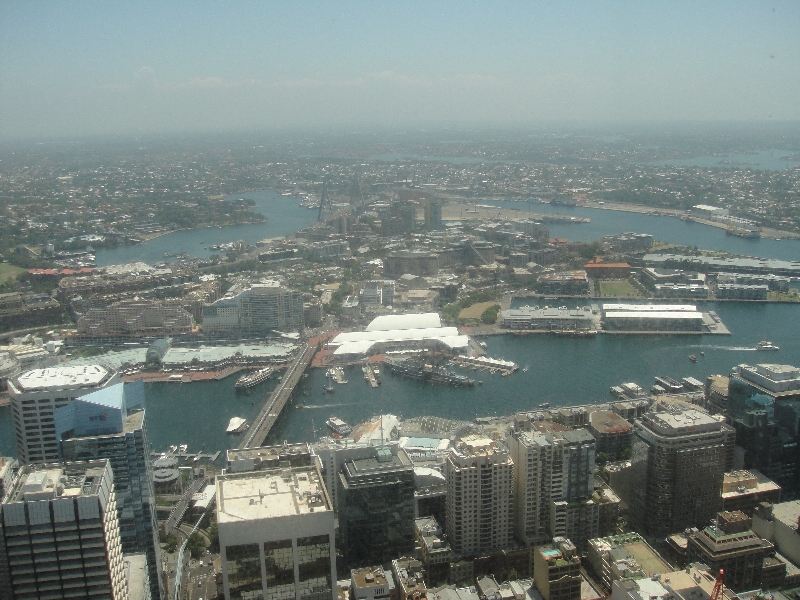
8 364 120 464
507 428 597 549
444 435 513 557
685 511 773 592
215 460 336 600
0 457 18 499
0 460 128 600
532 538 581 600
338 446 416 569
425 199 443 231
203 282 304 336
629 408 735 536
54 380 163 600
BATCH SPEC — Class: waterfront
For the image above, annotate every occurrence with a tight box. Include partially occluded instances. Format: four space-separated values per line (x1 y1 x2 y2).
2 190 800 458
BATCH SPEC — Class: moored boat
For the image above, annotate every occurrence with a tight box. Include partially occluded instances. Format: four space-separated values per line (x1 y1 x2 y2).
326 416 352 437
235 367 273 390
226 417 248 433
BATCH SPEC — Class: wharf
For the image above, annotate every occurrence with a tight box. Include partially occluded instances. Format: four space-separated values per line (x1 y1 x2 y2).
239 343 315 449
363 363 379 388
122 365 254 383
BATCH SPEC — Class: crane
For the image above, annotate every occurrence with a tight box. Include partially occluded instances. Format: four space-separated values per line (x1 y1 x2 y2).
710 569 725 600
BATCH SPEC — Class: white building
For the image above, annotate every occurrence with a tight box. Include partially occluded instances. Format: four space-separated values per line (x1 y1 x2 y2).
203 281 304 336
8 364 119 464
752 500 800 567
0 460 129 600
216 463 336 600
445 435 513 556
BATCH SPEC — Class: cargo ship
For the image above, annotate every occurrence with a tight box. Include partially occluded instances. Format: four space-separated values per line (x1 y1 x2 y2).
235 367 273 390
385 359 475 387
326 416 352 437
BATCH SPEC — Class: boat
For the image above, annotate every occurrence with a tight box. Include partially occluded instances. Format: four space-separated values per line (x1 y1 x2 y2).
522 367 529 373
690 354 697 362
324 372 335 393
226 417 248 434
326 416 352 437
610 386 626 399
235 367 273 390
539 402 550 408
756 341 780 351
620 382 645 398
178 444 187 453
654 376 684 393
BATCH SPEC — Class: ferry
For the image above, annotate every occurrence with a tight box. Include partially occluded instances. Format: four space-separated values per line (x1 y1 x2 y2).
235 367 273 390
654 376 684 393
539 402 550 409
226 417 248 434
620 382 645 398
756 341 779 351
326 416 352 437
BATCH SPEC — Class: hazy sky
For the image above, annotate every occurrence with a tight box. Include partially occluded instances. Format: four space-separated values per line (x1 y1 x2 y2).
1 1 799 140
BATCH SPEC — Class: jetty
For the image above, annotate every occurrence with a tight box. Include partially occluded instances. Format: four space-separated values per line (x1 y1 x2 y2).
239 343 315 449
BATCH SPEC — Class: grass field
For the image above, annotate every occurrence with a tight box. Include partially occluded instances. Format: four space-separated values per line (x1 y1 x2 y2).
0 263 24 283
599 279 642 298
768 290 800 302
459 301 500 319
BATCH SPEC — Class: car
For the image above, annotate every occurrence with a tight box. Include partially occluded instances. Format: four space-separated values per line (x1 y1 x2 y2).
199 561 203 566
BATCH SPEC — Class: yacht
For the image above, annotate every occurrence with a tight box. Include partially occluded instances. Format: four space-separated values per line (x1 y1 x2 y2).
756 341 779 351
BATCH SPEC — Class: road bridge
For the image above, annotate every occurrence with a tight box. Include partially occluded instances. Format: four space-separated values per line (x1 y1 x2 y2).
238 342 316 449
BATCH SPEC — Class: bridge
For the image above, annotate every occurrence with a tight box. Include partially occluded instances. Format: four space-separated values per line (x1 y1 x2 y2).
238 342 316 449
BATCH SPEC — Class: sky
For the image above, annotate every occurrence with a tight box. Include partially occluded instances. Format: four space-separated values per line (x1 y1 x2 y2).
1 1 799 140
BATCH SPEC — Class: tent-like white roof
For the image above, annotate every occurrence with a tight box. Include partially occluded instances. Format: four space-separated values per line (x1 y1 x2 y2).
366 313 441 332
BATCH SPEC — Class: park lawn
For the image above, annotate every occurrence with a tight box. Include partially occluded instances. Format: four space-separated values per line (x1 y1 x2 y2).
768 290 800 302
0 263 24 283
599 279 642 298
459 301 500 320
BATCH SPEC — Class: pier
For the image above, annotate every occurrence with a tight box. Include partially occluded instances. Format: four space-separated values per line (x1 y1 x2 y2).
239 343 315 449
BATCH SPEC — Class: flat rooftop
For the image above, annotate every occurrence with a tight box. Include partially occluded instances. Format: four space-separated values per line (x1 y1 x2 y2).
216 466 330 523
13 364 112 393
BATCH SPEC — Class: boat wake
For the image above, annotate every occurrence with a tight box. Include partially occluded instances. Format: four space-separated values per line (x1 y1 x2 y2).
302 402 360 410
703 346 757 351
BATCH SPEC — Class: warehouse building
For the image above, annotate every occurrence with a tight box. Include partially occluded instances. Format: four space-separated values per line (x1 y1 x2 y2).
602 304 705 332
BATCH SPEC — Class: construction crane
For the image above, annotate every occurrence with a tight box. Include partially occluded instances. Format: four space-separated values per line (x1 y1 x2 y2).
317 179 333 221
710 569 725 600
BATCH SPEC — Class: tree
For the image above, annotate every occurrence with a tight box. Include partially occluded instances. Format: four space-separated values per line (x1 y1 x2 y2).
507 568 519 582
480 304 500 324
207 520 220 553
163 533 179 554
187 531 206 558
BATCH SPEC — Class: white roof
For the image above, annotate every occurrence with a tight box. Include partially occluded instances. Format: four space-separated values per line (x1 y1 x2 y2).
603 304 697 312
334 326 459 344
14 364 111 392
604 311 703 320
366 313 441 331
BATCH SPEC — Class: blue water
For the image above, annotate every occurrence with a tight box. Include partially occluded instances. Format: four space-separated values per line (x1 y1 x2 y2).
2 190 800 458
95 190 319 266
646 149 800 171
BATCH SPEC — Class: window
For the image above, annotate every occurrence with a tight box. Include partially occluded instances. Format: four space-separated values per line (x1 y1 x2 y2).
226 543 262 600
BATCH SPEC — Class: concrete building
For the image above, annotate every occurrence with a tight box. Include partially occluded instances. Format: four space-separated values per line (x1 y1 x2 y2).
532 538 581 600
587 533 669 590
8 364 120 464
752 500 800 567
445 436 513 557
500 306 595 332
338 446 416 569
360 280 396 308
415 517 452 586
611 563 738 600
216 462 336 600
54 381 163 600
350 566 394 600
685 511 773 592
384 252 439 278
391 557 427 600
588 411 633 462
0 460 129 600
602 304 705 333
202 281 304 336
715 284 768 300
629 407 735 536
720 470 781 515
0 456 18 500
535 271 590 296
77 300 194 337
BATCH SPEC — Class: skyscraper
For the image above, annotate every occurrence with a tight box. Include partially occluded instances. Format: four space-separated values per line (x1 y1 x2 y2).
629 407 735 536
0 460 129 600
445 435 513 557
8 364 119 464
54 380 163 600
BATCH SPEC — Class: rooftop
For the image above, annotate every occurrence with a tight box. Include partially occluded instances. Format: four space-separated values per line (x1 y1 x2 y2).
366 313 441 331
7 461 109 503
216 466 330 523
12 364 112 393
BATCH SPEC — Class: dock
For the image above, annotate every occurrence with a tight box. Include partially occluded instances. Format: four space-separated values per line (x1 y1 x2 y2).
239 343 315 449
362 363 379 387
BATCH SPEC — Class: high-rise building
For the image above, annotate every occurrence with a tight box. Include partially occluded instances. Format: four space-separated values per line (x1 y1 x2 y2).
0 460 129 600
445 435 513 557
54 380 163 600
202 282 304 336
532 538 581 600
8 364 120 464
507 428 598 549
0 456 18 500
425 199 443 231
685 511 773 592
216 460 336 600
77 299 194 337
338 446 416 569
629 407 735 536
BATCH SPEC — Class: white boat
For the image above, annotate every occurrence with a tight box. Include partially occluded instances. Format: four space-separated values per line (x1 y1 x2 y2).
226 417 248 433
326 416 352 437
756 341 779 351
178 444 187 453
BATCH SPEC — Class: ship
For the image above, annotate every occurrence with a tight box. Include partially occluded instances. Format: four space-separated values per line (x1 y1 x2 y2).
539 402 550 408
384 358 475 387
690 354 697 362
226 417 248 434
756 341 780 351
326 416 352 437
235 367 273 390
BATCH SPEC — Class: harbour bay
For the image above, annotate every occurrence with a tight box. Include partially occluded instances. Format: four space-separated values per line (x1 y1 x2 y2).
2 190 799 458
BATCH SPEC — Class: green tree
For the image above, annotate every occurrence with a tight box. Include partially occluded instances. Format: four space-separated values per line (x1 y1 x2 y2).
163 533 179 554
507 568 519 582
480 304 500 324
187 531 206 558
207 521 220 553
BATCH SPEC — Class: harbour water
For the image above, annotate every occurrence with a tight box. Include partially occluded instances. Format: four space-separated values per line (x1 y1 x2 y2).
2 191 800 457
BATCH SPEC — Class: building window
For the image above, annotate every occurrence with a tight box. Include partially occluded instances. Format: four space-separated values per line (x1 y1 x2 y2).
226 543 263 600
297 535 331 600
264 539 294 600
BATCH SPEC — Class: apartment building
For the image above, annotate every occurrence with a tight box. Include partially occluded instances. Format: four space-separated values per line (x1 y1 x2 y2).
445 435 513 557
